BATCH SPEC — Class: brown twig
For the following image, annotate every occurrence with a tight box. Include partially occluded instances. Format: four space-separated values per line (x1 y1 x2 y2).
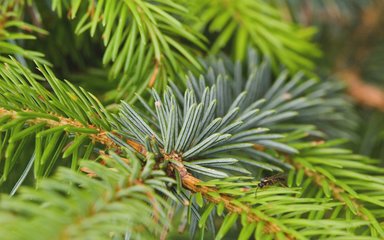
0 107 118 149
254 142 372 223
148 60 160 88
337 70 384 111
335 1 384 111
167 156 292 237
283 152 369 221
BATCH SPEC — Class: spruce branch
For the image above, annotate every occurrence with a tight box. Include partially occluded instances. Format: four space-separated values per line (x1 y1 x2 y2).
189 0 321 72
0 59 114 128
0 2 382 239
109 138 371 239
201 51 357 139
168 159 294 238
284 140 384 236
0 107 116 149
52 0 206 101
0 1 49 65
0 59 117 189
0 150 174 240
111 51 378 238
168 160 370 239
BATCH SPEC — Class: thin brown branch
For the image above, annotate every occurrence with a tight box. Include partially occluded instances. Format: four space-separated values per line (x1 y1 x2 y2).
0 107 118 149
337 70 384 111
334 1 384 111
124 139 373 235
284 154 369 221
168 158 293 237
96 146 295 237
148 60 160 88
253 142 372 222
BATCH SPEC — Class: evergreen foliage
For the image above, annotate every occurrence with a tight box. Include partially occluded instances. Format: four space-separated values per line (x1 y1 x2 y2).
0 1 383 240
275 0 384 160
112 52 384 239
52 0 206 101
189 0 321 72
0 1 49 65
0 154 174 240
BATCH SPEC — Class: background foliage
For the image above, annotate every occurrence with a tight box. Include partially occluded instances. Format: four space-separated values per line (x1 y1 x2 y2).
0 0 384 239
